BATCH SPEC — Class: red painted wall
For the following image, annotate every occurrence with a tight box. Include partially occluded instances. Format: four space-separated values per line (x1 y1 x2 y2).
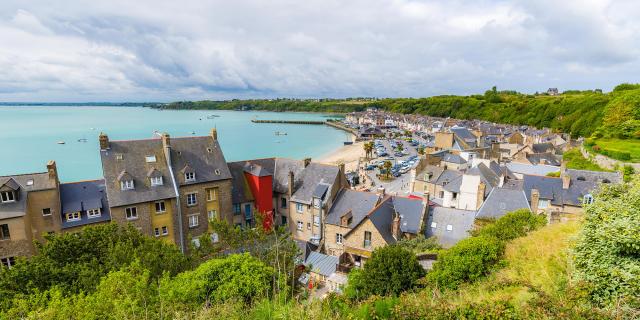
244 172 274 230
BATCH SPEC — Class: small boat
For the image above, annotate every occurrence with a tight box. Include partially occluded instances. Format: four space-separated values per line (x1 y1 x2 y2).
275 131 288 136
191 131 196 135
57 141 66 145
77 138 87 143
275 140 282 143
206 115 220 119
343 141 353 145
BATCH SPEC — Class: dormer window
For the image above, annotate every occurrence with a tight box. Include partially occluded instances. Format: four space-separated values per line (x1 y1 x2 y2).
116 154 124 160
185 172 196 182
120 180 135 191
150 176 163 186
0 191 15 203
583 194 594 205
145 155 157 163
26 180 34 186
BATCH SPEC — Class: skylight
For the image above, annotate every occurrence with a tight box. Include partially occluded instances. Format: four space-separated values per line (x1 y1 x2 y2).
145 155 157 163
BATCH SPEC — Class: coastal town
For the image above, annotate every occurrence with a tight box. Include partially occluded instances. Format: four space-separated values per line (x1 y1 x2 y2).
0 107 620 296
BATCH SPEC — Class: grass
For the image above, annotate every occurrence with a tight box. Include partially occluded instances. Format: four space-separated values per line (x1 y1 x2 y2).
563 148 610 171
592 138 640 162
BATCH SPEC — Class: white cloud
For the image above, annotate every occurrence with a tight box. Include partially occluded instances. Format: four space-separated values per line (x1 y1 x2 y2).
0 0 639 101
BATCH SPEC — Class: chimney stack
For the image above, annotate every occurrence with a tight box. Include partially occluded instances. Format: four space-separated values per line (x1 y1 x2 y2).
304 158 312 168
562 173 570 189
210 128 218 140
338 162 345 174
377 186 386 197
99 133 110 150
46 160 58 181
476 182 486 210
391 211 402 240
161 133 170 149
531 189 540 213
288 171 294 197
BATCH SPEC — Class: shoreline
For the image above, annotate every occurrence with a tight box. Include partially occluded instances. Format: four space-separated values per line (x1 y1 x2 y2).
317 140 365 172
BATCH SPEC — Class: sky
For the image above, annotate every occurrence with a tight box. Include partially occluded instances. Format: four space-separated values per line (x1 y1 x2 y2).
1 0 639 102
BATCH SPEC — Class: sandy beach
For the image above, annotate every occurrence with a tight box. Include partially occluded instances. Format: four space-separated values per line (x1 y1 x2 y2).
317 141 365 172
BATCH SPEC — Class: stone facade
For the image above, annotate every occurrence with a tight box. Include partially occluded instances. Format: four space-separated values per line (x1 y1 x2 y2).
179 179 233 243
26 188 62 242
0 216 35 259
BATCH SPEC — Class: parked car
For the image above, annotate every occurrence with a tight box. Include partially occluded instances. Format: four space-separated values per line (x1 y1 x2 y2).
365 164 377 171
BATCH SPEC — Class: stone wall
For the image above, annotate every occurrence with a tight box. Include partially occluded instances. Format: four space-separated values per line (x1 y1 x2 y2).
580 146 640 171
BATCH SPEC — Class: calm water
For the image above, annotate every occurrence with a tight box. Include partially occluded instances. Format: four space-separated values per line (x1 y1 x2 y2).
0 106 350 182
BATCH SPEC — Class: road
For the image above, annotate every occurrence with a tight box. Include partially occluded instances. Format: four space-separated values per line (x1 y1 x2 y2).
358 136 419 196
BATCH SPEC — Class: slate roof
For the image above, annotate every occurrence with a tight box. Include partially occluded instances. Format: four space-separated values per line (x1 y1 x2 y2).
443 176 463 193
60 179 112 229
0 172 57 219
505 163 560 176
434 170 463 186
451 127 477 144
416 165 445 183
521 174 608 207
476 188 531 219
304 252 338 277
170 136 232 185
291 163 340 204
100 139 177 207
532 143 555 153
326 189 380 228
426 206 476 248
466 163 500 196
443 153 467 164
567 169 622 184
227 161 256 204
527 152 561 166
363 196 426 244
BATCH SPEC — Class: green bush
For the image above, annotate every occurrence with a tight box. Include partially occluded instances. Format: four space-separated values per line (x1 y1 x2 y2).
426 236 504 290
475 209 547 242
355 245 425 298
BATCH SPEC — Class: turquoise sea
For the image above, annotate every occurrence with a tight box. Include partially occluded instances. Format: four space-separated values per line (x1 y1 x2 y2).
0 106 350 182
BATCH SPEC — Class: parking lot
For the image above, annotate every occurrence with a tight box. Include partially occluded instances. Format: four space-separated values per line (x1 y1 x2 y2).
361 136 422 195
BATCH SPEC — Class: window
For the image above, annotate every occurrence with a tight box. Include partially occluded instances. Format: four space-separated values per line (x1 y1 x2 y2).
42 208 52 216
364 231 372 248
538 199 550 209
145 155 156 163
125 207 138 220
313 198 321 208
154 227 160 237
188 214 199 228
185 172 196 182
0 191 15 203
120 180 134 190
313 215 320 226
208 210 218 220
446 224 453 231
210 233 219 243
214 169 221 175
281 197 287 209
233 204 241 215
296 221 303 231
162 226 168 235
0 224 10 240
438 191 444 198
1 257 15 269
87 208 101 218
26 179 34 186
452 192 458 199
155 201 166 213
150 176 163 186
186 193 197 206
336 233 343 244
281 215 287 225
307 222 311 230
206 188 218 201
583 194 594 205
431 222 437 228
115 154 124 160
296 203 304 213
66 212 81 222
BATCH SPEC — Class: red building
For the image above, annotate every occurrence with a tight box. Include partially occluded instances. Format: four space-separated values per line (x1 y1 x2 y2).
244 165 274 230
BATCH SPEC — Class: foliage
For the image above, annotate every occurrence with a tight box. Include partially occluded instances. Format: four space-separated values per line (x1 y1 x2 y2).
473 209 547 242
589 138 640 162
383 160 392 179
574 178 640 307
0 223 189 311
160 253 274 306
546 171 560 177
356 245 425 298
623 165 635 182
397 234 441 254
562 148 609 171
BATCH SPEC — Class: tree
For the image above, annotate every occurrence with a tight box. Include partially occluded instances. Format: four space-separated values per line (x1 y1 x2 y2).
383 160 392 179
417 147 425 155
397 143 404 153
363 141 374 159
357 245 425 297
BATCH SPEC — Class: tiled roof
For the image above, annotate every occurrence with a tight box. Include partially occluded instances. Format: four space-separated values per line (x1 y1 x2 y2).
170 136 232 185
476 188 530 219
426 206 476 248
304 252 338 277
326 189 380 228
291 163 340 204
60 179 112 229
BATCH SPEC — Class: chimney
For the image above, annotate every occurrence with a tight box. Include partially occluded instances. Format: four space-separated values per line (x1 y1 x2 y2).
531 189 540 213
303 158 312 168
377 186 385 197
210 128 218 140
562 173 570 189
476 182 486 210
161 133 170 149
391 211 402 240
288 171 294 197
338 163 345 174
99 133 110 150
560 160 567 174
46 160 58 181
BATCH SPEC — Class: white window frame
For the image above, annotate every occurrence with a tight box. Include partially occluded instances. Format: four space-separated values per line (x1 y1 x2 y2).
42 208 52 216
87 208 101 218
120 180 134 191
296 221 303 231
313 198 321 208
446 224 453 231
296 203 304 213
155 201 166 213
207 188 217 201
161 226 169 236
188 214 199 228
364 231 372 248
186 193 197 206
0 191 15 203
125 207 138 220
66 212 81 222
185 172 196 182
208 209 217 220
583 194 594 205
150 176 163 186
145 155 157 163
313 215 320 226
0 257 15 269
431 222 437 229
154 227 160 237
336 233 343 244
538 199 550 209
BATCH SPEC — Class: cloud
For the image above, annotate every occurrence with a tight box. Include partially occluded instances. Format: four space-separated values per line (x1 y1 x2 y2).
0 0 639 102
